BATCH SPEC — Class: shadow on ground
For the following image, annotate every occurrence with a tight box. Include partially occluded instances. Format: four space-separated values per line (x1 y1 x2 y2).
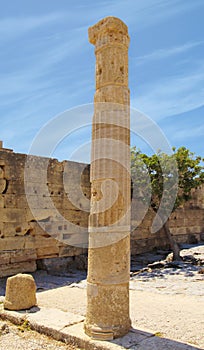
112 326 202 350
0 269 87 295
0 306 201 350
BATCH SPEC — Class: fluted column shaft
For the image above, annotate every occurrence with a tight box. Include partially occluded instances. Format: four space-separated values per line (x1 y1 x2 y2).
84 17 131 340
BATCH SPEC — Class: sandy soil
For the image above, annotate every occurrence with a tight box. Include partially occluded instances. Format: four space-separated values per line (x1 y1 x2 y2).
36 244 204 349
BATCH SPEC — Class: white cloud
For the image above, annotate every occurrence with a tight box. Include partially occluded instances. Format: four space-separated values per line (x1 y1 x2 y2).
0 13 64 41
173 124 204 139
135 41 204 64
132 61 204 120
101 0 204 30
0 25 87 105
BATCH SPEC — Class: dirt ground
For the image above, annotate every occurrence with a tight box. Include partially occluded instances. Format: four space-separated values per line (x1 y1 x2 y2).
0 318 80 350
36 283 204 348
0 244 204 349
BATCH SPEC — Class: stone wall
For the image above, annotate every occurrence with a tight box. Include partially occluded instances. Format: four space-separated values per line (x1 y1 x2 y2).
0 146 203 276
0 147 90 277
131 186 204 255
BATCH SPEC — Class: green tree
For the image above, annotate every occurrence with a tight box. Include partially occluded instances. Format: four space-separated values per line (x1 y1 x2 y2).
131 146 204 260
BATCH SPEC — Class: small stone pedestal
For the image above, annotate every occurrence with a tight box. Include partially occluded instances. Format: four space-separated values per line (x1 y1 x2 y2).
4 273 37 310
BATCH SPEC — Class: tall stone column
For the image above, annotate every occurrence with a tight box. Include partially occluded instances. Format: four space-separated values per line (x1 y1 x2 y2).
84 17 131 340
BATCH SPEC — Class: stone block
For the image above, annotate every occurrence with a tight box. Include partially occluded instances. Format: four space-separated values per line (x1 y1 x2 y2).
2 222 32 237
4 273 37 310
47 173 64 185
25 236 58 249
184 209 203 219
3 194 17 208
48 158 64 171
6 180 25 195
10 249 37 263
24 182 50 196
36 246 59 259
0 159 5 166
0 251 11 265
24 169 48 183
47 183 64 195
169 218 185 228
0 237 25 250
62 231 88 247
170 227 187 235
58 245 84 257
25 194 60 210
4 194 28 209
0 208 27 223
0 261 37 278
4 167 25 181
26 208 58 222
24 154 49 171
186 226 203 234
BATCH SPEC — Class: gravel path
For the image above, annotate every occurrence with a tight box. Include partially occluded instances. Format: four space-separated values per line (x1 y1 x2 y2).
0 319 80 350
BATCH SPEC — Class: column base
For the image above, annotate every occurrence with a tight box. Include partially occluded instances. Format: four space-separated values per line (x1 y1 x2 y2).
84 281 131 340
84 319 131 340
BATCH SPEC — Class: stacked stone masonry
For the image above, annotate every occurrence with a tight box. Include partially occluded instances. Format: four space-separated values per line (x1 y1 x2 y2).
0 147 203 277
131 194 204 255
0 148 90 277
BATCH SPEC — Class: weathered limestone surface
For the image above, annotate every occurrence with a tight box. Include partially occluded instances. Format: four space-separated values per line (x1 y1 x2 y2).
131 187 204 254
4 273 37 310
84 17 131 340
0 148 90 277
0 144 203 277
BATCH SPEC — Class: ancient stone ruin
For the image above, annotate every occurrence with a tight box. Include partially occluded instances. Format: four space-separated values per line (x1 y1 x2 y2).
84 17 131 339
0 142 203 279
0 13 204 285
0 145 90 278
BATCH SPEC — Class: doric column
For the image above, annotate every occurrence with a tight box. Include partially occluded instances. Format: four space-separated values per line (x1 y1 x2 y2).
84 17 131 340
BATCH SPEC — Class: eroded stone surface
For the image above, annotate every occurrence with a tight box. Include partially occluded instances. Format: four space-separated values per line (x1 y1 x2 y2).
85 17 131 339
4 273 37 310
0 150 90 277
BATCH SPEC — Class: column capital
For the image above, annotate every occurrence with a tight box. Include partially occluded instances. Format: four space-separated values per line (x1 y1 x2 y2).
88 16 130 48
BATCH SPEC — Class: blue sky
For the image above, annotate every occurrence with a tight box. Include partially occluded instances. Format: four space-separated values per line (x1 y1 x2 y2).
0 0 204 163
